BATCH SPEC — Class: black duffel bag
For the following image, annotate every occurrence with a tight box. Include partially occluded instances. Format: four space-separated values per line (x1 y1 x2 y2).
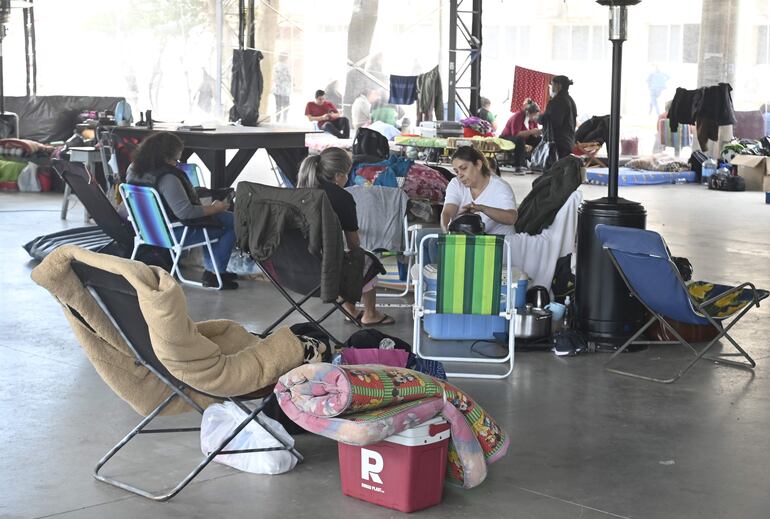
708 170 746 191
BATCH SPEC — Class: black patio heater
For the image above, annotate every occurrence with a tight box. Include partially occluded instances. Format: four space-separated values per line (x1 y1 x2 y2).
575 0 647 345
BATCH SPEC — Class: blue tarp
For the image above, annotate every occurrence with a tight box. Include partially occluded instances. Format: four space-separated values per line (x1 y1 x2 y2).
585 167 696 186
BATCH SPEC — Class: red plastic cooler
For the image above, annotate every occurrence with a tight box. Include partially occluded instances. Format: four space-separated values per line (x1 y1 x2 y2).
338 417 451 513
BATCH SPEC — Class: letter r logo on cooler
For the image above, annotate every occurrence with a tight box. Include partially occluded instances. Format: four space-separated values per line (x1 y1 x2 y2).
360 448 384 484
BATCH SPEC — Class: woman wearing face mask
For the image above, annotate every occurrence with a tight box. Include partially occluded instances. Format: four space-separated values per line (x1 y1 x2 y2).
500 98 542 172
540 75 577 159
441 146 517 235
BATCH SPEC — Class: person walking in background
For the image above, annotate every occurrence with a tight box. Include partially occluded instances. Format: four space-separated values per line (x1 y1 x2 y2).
647 65 669 116
305 90 351 138
272 54 292 123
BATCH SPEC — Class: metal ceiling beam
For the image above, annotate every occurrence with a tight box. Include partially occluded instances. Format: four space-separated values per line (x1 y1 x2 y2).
447 0 481 121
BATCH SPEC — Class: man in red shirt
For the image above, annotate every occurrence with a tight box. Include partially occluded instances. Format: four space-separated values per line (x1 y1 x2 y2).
305 89 351 138
500 98 542 171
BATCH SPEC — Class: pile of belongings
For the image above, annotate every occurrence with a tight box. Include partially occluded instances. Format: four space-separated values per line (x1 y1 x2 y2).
460 116 493 136
275 363 509 489
0 138 55 161
720 137 770 163
349 155 449 202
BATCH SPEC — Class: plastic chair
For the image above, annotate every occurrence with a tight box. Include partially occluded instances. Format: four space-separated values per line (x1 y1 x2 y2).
413 233 515 379
596 224 768 383
67 259 302 501
118 183 222 289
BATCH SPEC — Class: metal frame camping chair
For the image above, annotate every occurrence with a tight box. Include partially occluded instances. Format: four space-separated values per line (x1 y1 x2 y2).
118 183 223 289
372 215 419 304
596 224 765 384
66 260 302 501
413 233 515 379
256 228 363 347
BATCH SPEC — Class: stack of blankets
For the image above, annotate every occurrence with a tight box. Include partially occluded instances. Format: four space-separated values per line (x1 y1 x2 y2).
0 138 55 161
275 363 509 489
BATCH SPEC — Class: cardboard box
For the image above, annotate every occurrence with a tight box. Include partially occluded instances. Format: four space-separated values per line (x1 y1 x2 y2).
730 155 770 191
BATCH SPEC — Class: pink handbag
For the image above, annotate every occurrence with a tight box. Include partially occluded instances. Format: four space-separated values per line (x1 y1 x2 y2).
341 348 410 367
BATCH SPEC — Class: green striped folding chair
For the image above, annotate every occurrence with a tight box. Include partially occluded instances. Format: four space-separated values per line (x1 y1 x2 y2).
413 233 515 379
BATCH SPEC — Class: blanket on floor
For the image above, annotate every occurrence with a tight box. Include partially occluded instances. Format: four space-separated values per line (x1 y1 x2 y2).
275 363 509 489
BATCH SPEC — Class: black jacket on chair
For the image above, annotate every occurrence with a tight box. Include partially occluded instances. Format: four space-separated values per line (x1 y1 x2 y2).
234 182 363 303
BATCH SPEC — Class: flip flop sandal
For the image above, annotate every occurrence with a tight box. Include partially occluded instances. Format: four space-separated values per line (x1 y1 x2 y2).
344 310 364 323
361 314 395 326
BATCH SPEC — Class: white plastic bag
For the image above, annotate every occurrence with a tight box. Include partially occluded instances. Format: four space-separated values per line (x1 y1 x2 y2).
17 163 40 192
200 401 298 475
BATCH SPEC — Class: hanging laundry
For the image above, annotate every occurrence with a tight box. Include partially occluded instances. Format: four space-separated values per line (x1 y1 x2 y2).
416 66 444 122
389 75 418 105
511 66 554 114
229 49 264 127
668 83 735 149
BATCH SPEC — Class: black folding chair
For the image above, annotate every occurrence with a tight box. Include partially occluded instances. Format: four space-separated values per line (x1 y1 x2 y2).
53 159 135 252
67 260 303 501
258 228 363 347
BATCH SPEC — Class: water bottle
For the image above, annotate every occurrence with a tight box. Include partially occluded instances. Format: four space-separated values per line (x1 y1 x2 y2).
515 274 529 310
562 296 572 328
702 158 717 185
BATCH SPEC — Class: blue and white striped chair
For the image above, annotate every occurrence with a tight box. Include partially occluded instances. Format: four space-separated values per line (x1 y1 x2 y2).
119 183 222 289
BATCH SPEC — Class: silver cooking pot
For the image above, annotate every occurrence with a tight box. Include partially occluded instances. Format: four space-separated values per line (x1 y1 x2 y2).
514 304 552 339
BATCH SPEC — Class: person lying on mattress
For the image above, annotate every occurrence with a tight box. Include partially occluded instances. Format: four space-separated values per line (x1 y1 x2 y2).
441 146 518 235
297 147 396 326
126 132 239 289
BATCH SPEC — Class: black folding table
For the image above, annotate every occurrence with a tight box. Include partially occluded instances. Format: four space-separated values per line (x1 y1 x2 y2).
111 125 314 187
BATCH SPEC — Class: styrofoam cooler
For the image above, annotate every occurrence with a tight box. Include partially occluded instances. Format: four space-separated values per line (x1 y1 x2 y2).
338 417 451 513
422 265 507 340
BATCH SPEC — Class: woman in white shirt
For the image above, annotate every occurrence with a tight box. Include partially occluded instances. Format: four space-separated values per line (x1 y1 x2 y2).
441 146 517 235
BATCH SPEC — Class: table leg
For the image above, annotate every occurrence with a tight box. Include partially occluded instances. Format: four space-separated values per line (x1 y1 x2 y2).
61 184 71 220
192 149 227 188
224 148 257 187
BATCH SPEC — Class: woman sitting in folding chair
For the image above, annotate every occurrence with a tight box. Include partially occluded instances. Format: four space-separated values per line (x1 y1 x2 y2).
297 147 395 325
126 132 239 289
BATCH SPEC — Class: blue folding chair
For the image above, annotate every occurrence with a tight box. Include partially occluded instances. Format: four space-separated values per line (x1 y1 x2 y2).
596 224 767 383
119 184 222 289
176 162 206 188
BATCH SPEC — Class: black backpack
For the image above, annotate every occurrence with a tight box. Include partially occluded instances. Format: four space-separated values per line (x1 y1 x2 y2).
689 150 709 181
352 127 390 164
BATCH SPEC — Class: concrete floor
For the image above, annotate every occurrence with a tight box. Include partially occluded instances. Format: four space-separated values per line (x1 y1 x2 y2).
1 178 769 519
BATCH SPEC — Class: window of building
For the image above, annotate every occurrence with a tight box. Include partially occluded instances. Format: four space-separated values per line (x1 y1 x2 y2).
485 25 530 60
757 25 770 64
648 24 700 63
552 25 607 61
